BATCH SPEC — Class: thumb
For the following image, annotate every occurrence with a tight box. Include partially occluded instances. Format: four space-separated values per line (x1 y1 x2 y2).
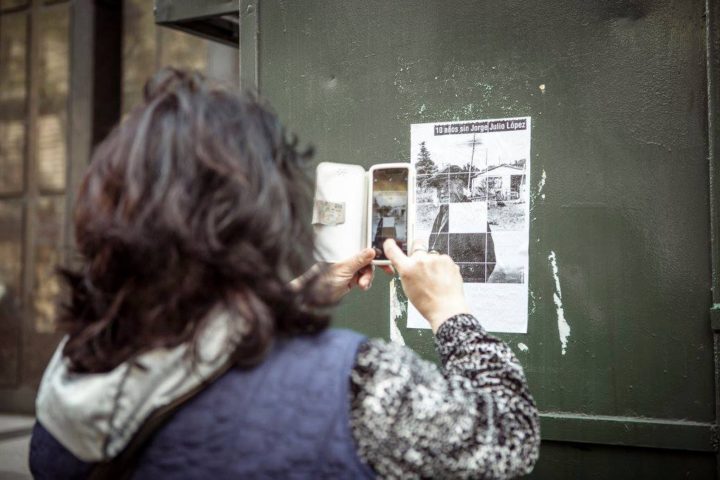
339 248 375 273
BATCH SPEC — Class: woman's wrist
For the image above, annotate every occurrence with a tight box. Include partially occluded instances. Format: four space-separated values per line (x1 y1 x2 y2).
434 312 483 339
426 300 471 333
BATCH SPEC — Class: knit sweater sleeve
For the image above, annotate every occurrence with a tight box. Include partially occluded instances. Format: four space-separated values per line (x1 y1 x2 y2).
349 314 540 479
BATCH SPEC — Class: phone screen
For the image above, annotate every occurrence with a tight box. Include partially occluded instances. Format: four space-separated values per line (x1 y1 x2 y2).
371 168 409 260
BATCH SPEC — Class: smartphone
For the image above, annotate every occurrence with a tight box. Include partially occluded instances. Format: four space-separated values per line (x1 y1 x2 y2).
367 163 415 265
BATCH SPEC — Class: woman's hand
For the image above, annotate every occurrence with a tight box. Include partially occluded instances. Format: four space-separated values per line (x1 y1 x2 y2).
383 238 470 332
323 248 376 301
291 248 383 302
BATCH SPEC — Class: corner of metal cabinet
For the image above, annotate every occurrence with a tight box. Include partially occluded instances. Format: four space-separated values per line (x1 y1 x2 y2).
711 305 720 332
711 424 720 452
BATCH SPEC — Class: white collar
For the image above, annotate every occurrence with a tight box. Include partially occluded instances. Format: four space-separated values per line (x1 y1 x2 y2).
35 309 243 462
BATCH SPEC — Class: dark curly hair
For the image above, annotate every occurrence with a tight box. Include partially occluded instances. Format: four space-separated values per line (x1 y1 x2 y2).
60 68 331 373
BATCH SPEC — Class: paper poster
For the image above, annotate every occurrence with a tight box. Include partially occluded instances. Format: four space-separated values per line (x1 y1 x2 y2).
406 117 531 333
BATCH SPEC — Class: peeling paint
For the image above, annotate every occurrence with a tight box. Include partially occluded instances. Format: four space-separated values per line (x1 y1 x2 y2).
393 61 524 123
530 169 547 209
529 290 537 315
390 316 405 345
549 250 571 355
389 278 406 345
537 169 547 195
518 342 529 352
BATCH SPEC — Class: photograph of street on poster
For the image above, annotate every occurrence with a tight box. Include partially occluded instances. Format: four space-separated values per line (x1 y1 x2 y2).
407 117 531 333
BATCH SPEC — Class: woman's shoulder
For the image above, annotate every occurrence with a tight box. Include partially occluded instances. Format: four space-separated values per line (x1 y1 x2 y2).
288 327 368 354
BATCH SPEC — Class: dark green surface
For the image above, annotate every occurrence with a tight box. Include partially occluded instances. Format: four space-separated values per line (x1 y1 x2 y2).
528 441 716 479
245 0 716 476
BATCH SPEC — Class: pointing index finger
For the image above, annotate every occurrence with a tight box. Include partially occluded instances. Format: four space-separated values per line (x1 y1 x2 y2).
383 239 411 273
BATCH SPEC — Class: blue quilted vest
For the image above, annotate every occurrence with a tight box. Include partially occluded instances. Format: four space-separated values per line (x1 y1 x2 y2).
30 328 376 479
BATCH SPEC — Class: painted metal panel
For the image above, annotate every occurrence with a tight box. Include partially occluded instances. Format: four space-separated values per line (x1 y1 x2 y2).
531 441 716 479
252 0 717 468
157 0 720 473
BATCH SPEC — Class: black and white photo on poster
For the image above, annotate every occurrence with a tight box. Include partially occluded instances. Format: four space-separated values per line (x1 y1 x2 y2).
403 117 531 334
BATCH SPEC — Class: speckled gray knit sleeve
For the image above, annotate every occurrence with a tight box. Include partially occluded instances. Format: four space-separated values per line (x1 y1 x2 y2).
349 314 540 479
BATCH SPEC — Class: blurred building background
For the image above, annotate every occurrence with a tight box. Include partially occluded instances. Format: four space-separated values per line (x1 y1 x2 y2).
0 0 238 414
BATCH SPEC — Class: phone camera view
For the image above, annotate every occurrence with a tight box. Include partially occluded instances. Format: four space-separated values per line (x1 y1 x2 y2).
371 168 409 260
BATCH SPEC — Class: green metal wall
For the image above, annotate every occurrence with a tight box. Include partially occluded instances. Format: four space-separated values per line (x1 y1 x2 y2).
245 0 718 477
